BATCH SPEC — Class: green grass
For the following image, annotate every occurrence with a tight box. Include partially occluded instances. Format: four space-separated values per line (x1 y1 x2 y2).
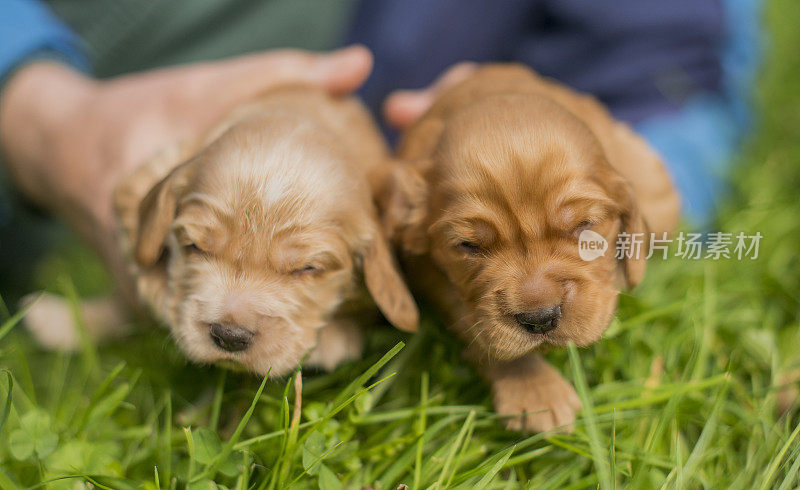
3 1 800 487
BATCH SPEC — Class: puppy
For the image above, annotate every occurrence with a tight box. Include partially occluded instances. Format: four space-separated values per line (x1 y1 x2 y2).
24 86 418 377
376 65 680 432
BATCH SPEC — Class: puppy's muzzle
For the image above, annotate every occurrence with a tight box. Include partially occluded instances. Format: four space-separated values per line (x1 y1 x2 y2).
514 305 561 334
209 323 254 352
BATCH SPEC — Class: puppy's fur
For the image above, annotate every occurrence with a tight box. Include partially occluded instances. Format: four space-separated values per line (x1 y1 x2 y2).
26 86 418 377
377 65 679 432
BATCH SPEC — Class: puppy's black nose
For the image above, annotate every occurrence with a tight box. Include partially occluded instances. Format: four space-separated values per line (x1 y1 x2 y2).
209 323 253 352
515 305 561 334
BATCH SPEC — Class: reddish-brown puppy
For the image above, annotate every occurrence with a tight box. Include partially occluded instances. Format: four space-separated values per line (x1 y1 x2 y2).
377 64 680 432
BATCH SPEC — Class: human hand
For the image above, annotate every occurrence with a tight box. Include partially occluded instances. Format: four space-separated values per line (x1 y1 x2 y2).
0 45 373 287
382 62 477 130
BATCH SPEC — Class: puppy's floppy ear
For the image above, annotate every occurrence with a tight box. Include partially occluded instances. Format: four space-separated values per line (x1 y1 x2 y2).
362 226 419 332
135 162 195 267
373 160 431 255
606 173 649 289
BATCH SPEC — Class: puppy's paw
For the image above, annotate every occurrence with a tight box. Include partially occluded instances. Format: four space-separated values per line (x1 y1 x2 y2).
306 320 364 371
492 362 581 433
21 293 80 351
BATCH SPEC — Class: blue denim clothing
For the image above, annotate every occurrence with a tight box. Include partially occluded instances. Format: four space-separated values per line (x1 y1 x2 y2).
0 0 90 228
0 0 89 85
636 0 761 225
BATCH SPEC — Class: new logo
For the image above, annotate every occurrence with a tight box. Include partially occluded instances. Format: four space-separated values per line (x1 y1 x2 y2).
578 229 608 261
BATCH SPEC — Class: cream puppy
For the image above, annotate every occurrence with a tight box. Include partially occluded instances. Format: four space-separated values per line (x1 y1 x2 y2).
24 86 418 377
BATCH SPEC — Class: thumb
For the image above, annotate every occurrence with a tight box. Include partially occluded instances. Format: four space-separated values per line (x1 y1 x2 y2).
206 45 373 103
307 45 374 95
383 62 477 129
382 90 436 130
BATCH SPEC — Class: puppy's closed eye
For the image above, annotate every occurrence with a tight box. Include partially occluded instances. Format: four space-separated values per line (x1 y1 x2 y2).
292 264 322 277
570 220 594 237
183 243 206 255
173 213 220 258
283 248 344 278
456 241 485 256
437 217 498 258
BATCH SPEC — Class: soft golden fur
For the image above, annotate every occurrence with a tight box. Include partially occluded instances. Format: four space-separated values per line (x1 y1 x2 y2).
376 64 680 432
26 86 418 378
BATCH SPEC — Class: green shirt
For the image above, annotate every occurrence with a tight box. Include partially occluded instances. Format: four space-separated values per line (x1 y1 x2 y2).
47 0 358 77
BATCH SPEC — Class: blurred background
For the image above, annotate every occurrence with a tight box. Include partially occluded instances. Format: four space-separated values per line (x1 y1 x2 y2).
2 1 800 488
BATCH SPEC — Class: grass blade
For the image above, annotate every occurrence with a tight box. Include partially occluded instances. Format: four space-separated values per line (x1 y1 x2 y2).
473 445 516 490
432 409 476 489
568 342 613 490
